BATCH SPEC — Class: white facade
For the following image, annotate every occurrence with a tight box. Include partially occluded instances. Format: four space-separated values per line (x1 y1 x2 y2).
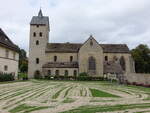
0 46 19 77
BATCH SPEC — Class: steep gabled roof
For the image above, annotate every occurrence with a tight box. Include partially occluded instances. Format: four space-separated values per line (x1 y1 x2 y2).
46 43 82 53
30 9 49 30
46 43 130 53
100 44 130 53
0 28 19 52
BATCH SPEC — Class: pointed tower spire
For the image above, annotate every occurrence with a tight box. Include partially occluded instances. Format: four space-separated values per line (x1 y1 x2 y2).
38 9 43 17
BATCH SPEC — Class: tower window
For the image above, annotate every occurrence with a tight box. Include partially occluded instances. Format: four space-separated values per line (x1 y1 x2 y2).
70 56 73 62
4 65 8 71
36 25 39 28
39 32 42 37
36 40 39 45
105 56 108 61
33 32 36 37
36 58 39 64
54 56 57 62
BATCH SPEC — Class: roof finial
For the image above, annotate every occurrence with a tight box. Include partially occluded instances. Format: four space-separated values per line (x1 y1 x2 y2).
90 34 93 38
38 8 43 17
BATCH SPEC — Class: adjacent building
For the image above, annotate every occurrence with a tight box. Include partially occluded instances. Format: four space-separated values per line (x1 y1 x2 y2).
28 10 135 78
0 28 19 77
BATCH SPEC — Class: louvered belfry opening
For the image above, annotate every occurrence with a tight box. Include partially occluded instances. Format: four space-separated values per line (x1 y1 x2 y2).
88 56 96 75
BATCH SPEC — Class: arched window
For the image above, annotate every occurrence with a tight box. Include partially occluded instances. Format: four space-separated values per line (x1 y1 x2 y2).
54 56 57 62
48 70 51 75
120 56 126 71
105 56 108 61
34 70 41 79
73 70 77 77
88 56 96 70
36 40 39 45
33 32 36 37
70 56 73 62
64 70 68 76
39 32 42 37
55 70 59 76
36 58 39 64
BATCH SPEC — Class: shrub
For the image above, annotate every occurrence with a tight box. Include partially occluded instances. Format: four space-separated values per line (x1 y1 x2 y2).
77 72 90 81
18 73 28 80
0 73 15 82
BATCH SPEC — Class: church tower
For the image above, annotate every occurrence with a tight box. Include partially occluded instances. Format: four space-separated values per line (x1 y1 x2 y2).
28 9 49 78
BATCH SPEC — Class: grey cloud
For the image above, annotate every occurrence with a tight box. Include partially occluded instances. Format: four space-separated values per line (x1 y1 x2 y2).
0 0 150 52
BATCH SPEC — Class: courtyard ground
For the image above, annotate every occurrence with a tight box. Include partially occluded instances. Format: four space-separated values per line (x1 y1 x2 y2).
0 80 150 113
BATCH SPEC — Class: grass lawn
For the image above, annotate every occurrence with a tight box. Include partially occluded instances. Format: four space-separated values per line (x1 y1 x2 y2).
89 88 120 97
0 80 149 113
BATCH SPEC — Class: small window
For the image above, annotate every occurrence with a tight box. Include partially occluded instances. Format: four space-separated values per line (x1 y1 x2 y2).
105 56 108 61
54 56 57 62
64 70 68 76
36 40 39 45
5 50 9 58
4 65 8 71
36 25 39 28
13 52 16 60
33 32 36 37
74 70 77 76
39 32 42 37
36 58 39 64
48 70 51 75
70 56 73 62
55 70 59 76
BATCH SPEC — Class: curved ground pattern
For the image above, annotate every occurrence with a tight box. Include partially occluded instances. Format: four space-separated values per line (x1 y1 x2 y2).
0 80 150 113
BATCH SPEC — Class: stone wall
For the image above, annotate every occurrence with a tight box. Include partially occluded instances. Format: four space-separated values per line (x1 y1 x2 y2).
125 73 150 86
46 53 78 62
103 53 135 73
28 25 49 78
79 37 103 76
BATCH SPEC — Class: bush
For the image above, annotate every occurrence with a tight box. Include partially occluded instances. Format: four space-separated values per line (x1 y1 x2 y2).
0 73 15 82
18 73 28 80
77 72 90 81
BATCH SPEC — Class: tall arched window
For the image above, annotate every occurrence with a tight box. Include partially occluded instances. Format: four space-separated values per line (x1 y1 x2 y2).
70 56 73 62
39 32 42 37
36 58 39 64
36 40 39 45
88 56 96 70
105 56 108 61
120 56 126 71
33 32 36 37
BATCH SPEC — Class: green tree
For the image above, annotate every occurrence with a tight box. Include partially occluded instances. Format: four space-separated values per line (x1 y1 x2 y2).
131 44 150 73
19 49 28 73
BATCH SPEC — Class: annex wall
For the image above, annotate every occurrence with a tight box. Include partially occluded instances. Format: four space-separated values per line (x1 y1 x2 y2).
125 73 150 86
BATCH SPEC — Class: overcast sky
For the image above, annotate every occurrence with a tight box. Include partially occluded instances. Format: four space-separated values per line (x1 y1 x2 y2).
0 0 150 53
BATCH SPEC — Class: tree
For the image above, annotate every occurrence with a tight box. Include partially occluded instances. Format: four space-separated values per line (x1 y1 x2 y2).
19 49 28 73
131 44 150 73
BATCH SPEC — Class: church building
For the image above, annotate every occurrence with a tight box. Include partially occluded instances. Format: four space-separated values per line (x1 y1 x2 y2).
28 10 135 78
